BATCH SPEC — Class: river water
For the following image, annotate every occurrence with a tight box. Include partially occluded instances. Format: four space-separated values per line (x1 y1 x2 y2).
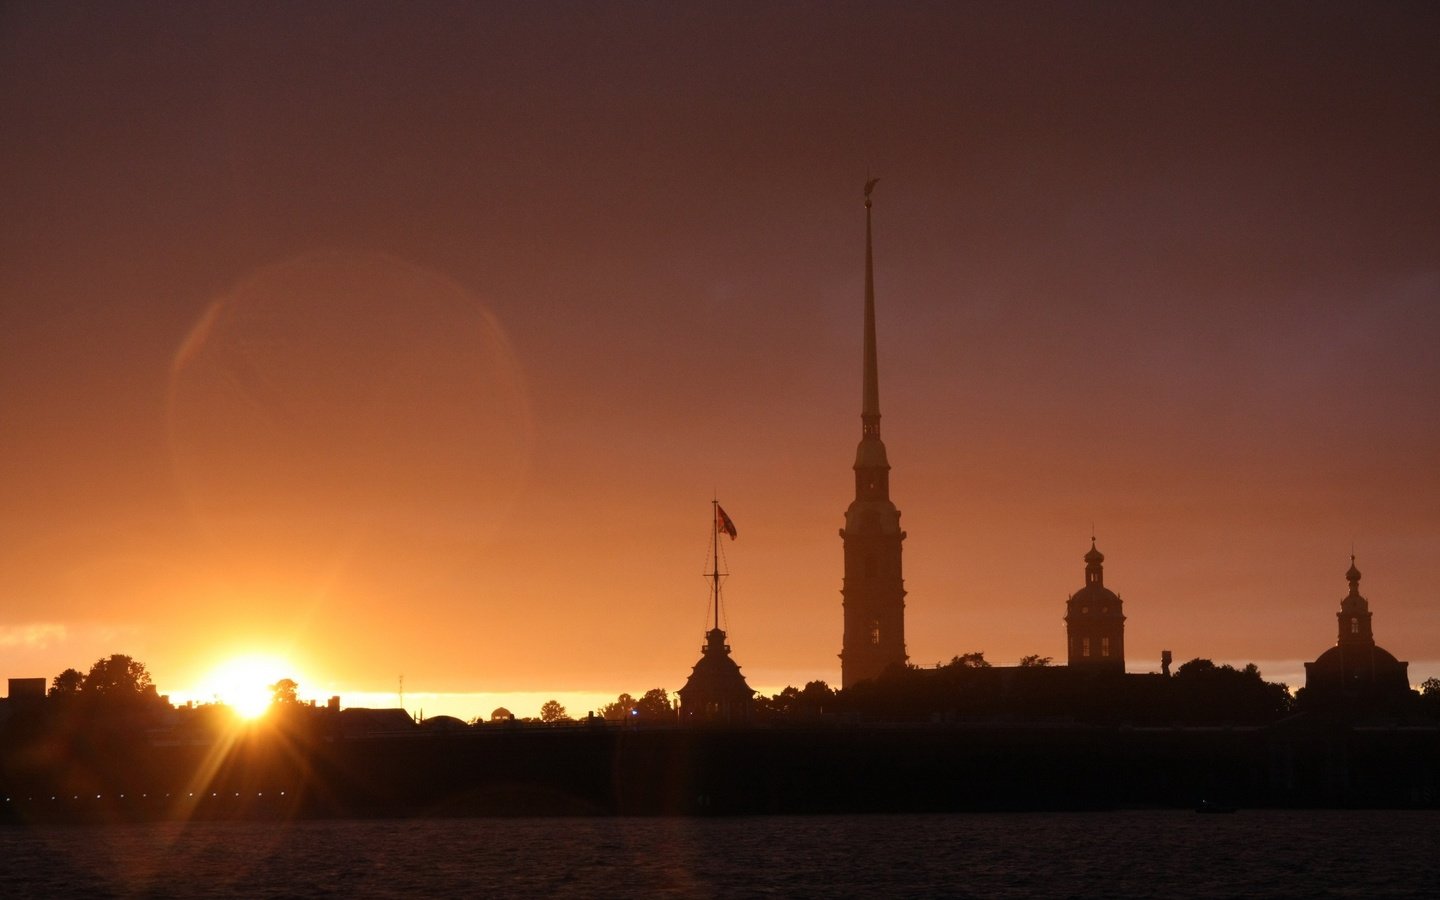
3 810 1437 898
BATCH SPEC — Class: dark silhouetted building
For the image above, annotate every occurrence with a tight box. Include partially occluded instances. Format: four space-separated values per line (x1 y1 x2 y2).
337 707 416 736
419 714 468 732
678 627 754 724
1 677 46 727
6 677 46 703
1065 540 1126 673
1304 557 1410 704
840 182 908 689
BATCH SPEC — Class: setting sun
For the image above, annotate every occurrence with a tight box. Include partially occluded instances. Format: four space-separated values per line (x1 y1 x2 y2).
199 655 301 720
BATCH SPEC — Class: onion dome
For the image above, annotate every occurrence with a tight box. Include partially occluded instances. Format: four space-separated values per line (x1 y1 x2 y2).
1084 540 1104 565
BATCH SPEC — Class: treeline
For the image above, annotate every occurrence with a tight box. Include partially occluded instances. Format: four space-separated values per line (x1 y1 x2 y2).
44 654 164 706
507 689 676 725
13 652 1440 733
754 654 1440 725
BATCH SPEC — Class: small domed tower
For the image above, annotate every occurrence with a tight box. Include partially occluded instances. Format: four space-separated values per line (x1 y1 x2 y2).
1065 539 1126 673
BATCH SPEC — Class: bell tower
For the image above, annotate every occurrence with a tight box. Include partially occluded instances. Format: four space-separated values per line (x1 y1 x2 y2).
1336 556 1374 647
839 179 908 688
1064 539 1126 673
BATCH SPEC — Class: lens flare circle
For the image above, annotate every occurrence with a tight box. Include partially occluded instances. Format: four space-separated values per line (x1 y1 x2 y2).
166 251 533 583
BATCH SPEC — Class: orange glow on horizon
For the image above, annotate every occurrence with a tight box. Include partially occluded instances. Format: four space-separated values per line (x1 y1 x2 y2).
1 5 1436 711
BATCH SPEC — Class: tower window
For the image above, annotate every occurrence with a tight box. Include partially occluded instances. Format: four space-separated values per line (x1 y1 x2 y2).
870 620 880 645
1101 637 1110 657
1350 618 1359 635
865 554 877 578
1082 637 1091 657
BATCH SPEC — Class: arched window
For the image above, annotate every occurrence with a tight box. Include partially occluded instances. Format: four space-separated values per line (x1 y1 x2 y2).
870 620 881 645
1350 618 1359 635
1101 637 1110 657
1082 637 1091 657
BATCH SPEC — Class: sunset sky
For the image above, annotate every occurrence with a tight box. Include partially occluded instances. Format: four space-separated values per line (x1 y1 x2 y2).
2 3 1437 719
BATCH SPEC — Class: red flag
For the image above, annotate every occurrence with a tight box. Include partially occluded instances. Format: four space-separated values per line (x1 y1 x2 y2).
715 504 737 540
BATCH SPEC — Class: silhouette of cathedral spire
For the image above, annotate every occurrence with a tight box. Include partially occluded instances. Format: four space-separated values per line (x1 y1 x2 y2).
862 178 881 439
840 180 907 689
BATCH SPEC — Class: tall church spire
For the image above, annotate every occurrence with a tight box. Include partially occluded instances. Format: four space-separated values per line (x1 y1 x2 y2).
862 177 881 438
852 178 890 489
840 179 907 689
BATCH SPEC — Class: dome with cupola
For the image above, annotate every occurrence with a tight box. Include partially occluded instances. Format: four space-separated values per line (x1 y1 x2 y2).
1304 557 1410 707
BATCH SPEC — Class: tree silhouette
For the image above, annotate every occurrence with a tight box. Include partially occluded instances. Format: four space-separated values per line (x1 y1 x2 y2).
1417 677 1440 719
82 654 158 701
599 693 637 720
49 667 85 697
1176 657 1217 676
270 678 299 705
1169 658 1292 723
539 699 568 723
756 681 837 721
633 688 673 721
1018 654 1053 667
949 652 991 669
793 681 837 717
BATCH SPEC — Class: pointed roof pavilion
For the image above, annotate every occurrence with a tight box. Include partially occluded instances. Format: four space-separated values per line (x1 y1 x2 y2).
678 626 754 725
678 501 755 724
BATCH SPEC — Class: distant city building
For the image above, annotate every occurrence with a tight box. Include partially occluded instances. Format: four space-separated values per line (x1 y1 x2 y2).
1064 540 1126 673
840 181 908 689
1304 557 1410 704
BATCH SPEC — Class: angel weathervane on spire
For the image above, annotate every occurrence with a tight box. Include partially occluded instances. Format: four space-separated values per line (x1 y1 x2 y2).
864 177 880 207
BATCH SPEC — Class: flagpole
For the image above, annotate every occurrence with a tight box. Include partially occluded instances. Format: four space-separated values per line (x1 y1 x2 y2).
711 499 720 632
